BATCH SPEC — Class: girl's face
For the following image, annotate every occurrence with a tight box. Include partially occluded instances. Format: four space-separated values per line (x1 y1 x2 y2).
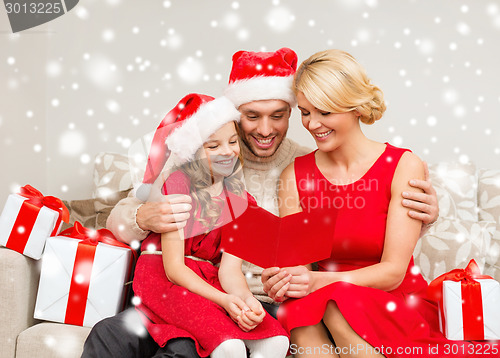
297 91 359 152
200 121 240 178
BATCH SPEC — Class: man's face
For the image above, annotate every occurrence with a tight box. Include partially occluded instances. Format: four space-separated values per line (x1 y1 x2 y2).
238 99 291 158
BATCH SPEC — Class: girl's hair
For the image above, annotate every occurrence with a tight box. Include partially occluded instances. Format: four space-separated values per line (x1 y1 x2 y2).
175 121 245 229
294 49 386 125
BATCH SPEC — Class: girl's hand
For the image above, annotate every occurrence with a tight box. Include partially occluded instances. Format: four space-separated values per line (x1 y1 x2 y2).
235 296 266 332
222 294 250 328
241 296 266 328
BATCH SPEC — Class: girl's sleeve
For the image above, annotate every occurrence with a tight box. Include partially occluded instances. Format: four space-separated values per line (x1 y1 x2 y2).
161 171 191 196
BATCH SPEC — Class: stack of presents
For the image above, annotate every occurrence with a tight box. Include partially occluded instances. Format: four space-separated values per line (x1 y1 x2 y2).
0 184 499 341
0 185 134 328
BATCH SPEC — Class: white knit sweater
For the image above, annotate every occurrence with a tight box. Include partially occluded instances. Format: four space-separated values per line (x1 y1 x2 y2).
106 138 311 304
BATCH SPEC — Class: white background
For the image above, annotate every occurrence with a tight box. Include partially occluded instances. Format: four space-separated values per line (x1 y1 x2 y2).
1 0 500 203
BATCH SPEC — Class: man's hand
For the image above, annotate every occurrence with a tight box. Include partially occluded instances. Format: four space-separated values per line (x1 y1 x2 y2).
402 161 439 225
136 194 192 233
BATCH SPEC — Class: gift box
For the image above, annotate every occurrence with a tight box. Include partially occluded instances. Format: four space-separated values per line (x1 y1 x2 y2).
0 185 69 259
428 259 500 340
34 222 135 327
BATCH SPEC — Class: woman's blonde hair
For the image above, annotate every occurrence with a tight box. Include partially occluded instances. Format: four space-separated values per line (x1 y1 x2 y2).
294 49 386 125
175 122 245 230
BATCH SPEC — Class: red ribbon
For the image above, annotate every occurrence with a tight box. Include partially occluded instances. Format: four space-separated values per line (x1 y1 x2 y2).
60 222 136 326
19 185 70 225
428 259 492 340
5 185 69 254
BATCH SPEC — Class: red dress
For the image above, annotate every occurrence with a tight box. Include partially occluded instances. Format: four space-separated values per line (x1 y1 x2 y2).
133 171 287 357
277 144 499 358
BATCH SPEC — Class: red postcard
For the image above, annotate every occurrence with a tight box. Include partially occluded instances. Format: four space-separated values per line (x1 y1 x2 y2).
220 197 336 268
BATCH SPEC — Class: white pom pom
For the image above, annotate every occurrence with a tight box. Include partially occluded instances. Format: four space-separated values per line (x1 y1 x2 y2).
135 183 152 201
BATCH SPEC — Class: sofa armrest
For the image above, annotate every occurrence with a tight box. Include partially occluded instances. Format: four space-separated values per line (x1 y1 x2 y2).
0 248 41 357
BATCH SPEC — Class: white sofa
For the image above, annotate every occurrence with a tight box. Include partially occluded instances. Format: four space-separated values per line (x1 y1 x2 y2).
1 153 499 358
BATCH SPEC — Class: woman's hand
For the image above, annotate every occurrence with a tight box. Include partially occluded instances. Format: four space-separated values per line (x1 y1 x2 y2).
262 266 314 301
262 267 292 302
280 266 314 298
401 161 439 225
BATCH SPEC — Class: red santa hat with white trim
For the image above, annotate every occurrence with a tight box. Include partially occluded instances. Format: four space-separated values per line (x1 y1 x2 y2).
136 93 241 201
224 47 298 108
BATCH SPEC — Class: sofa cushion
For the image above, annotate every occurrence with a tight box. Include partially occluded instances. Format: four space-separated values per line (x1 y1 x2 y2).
413 219 495 282
477 168 500 281
428 162 479 222
61 198 98 231
93 153 134 229
16 322 90 358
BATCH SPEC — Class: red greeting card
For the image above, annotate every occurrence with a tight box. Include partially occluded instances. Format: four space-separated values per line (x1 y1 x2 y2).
220 197 336 268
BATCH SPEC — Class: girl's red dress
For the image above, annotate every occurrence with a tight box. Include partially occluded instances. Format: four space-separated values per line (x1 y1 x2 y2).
277 143 499 358
133 171 287 357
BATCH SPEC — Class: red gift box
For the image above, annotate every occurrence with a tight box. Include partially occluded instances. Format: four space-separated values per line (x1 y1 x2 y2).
428 259 500 340
0 185 69 259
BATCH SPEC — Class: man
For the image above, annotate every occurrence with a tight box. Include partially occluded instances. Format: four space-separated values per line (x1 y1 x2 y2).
82 48 439 358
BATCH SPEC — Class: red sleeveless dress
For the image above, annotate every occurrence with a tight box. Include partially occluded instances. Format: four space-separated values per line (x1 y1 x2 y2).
277 144 499 358
133 171 287 357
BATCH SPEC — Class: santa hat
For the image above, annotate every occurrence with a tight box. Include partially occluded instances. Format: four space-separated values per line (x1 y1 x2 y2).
224 47 298 108
136 93 241 201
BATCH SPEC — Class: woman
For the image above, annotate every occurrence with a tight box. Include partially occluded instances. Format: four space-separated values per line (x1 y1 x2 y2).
263 50 497 357
133 94 288 358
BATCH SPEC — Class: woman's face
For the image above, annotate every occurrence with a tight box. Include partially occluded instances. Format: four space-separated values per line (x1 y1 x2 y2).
296 92 359 152
200 121 240 178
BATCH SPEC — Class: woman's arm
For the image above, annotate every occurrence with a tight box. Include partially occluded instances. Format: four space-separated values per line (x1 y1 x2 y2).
309 151 425 292
161 230 248 319
402 161 439 226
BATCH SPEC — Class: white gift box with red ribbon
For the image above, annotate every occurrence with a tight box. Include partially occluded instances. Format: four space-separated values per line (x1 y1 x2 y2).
429 259 500 341
34 223 134 327
0 186 68 260
442 279 500 340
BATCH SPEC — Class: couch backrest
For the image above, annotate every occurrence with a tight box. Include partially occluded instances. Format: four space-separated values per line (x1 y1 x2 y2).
413 162 500 282
76 153 500 283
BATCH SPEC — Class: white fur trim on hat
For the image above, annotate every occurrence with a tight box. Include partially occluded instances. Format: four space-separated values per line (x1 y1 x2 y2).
224 75 296 108
165 96 241 166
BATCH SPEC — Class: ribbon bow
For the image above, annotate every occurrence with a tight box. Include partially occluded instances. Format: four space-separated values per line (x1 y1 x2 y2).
19 184 70 223
428 259 492 302
428 259 492 340
60 221 137 259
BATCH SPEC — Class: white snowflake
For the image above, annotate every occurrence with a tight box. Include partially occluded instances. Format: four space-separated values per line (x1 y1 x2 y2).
58 130 86 156
426 116 437 127
266 6 294 33
46 60 62 77
177 57 204 84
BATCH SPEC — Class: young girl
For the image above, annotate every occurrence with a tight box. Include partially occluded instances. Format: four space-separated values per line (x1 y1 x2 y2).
133 94 289 358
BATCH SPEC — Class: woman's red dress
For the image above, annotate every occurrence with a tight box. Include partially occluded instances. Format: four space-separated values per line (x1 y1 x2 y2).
277 144 499 357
